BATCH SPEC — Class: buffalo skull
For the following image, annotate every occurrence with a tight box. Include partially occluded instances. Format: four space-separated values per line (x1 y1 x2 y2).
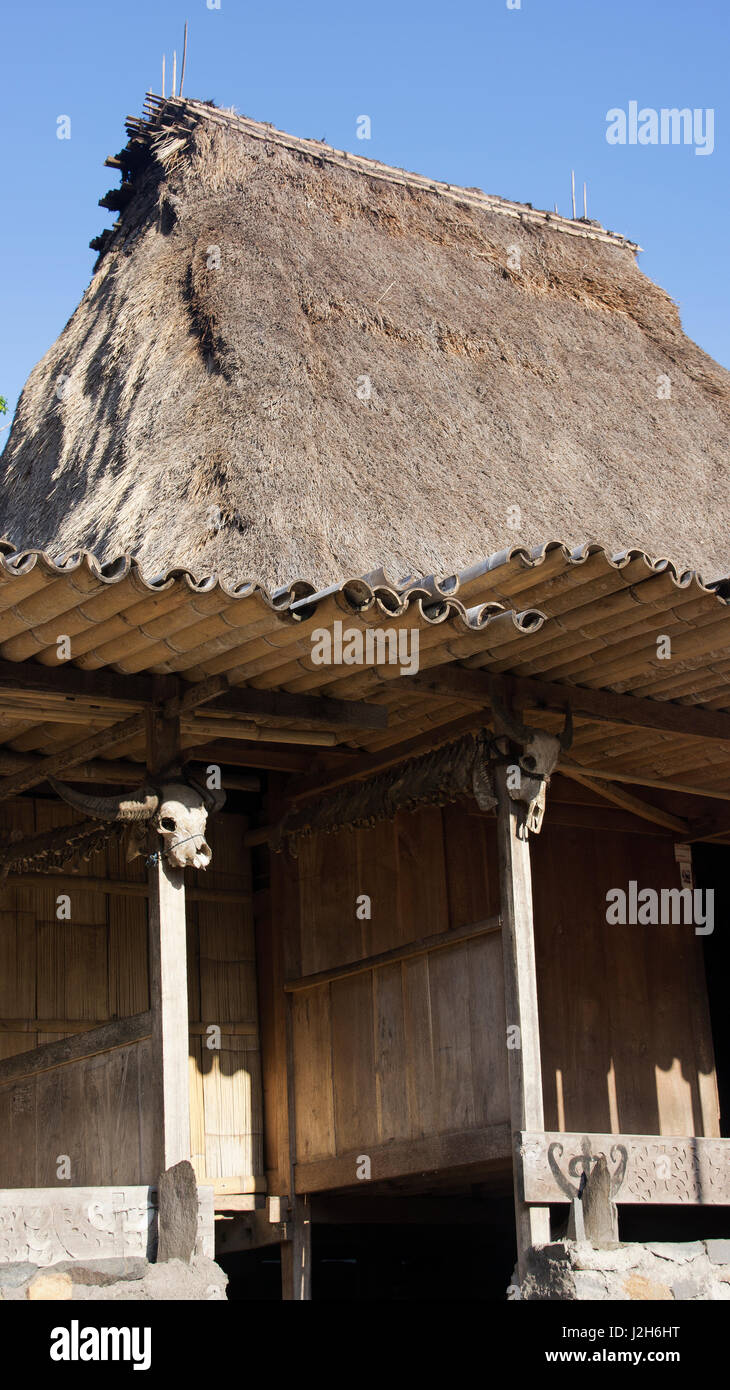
48 775 225 870
489 687 573 836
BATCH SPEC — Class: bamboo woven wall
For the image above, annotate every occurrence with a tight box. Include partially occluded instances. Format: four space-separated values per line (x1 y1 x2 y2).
186 813 264 1186
0 798 263 1189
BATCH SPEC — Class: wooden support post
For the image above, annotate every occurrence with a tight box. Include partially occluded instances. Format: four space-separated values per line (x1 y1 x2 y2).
494 716 551 1281
147 700 191 1172
281 1196 312 1301
281 982 313 1299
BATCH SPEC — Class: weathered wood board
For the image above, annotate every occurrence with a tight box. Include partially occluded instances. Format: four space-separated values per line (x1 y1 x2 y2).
530 822 721 1139
278 805 721 1191
0 799 263 1193
287 806 509 1172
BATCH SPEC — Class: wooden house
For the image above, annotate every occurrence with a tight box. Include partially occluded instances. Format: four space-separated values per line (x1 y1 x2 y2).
0 96 727 1299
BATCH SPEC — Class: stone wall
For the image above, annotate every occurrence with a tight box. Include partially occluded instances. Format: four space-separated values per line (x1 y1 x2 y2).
0 1254 228 1301
513 1239 730 1301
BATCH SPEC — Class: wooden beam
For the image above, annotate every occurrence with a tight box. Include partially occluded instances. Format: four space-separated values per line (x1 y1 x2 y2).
281 1196 312 1301
0 749 260 790
206 686 387 730
284 916 500 992
0 1012 151 1086
148 848 190 1173
557 763 730 803
0 673 233 801
146 711 190 1172
1 873 251 903
493 710 550 1278
408 667 730 744
183 742 348 775
0 751 148 784
182 717 340 746
0 658 154 706
294 1124 512 1194
0 712 146 801
287 710 489 802
0 1017 257 1036
0 661 386 728
559 761 690 834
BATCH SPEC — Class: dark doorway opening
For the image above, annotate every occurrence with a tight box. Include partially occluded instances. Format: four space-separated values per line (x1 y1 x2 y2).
219 1195 517 1300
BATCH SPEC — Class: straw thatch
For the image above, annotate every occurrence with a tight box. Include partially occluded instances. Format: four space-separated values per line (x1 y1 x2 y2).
1 97 729 587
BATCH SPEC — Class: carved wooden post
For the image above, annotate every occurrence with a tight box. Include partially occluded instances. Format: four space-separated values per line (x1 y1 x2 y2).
494 712 551 1282
147 702 191 1172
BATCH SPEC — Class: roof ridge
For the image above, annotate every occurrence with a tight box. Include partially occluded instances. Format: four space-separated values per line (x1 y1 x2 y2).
133 92 641 254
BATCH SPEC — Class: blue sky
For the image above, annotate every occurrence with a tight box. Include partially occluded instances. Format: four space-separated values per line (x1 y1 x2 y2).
1 0 728 434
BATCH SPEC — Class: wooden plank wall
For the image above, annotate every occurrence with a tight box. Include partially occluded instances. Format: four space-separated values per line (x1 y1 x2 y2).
0 798 147 1055
0 798 263 1189
531 822 721 1140
0 1025 154 1186
281 806 721 1185
286 803 510 1168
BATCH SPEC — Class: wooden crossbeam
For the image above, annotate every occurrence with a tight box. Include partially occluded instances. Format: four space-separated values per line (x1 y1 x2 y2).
0 662 387 729
284 916 500 992
0 676 225 802
287 710 489 802
558 763 730 804
201 684 387 730
0 669 382 799
0 712 147 802
408 667 730 743
1 874 251 903
181 717 339 746
0 658 153 707
559 761 690 835
0 749 259 790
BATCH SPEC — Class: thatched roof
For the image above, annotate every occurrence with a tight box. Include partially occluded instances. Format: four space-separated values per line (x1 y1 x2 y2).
2 95 729 587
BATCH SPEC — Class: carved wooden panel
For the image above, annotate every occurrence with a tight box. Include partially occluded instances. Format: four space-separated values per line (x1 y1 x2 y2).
518 1132 730 1205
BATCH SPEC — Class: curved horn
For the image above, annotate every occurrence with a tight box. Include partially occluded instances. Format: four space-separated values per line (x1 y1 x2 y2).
48 777 159 823
488 682 531 744
559 707 574 751
186 769 226 814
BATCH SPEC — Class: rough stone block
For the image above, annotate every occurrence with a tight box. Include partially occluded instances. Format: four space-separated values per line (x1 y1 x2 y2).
157 1160 198 1265
53 1258 148 1286
573 1271 608 1300
621 1273 672 1301
27 1272 73 1301
0 1262 37 1289
706 1239 730 1265
645 1241 705 1264
575 1244 637 1274
582 1156 619 1245
671 1278 704 1300
70 1255 228 1302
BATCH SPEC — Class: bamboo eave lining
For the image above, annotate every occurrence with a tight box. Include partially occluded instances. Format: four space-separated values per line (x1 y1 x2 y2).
0 542 729 791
